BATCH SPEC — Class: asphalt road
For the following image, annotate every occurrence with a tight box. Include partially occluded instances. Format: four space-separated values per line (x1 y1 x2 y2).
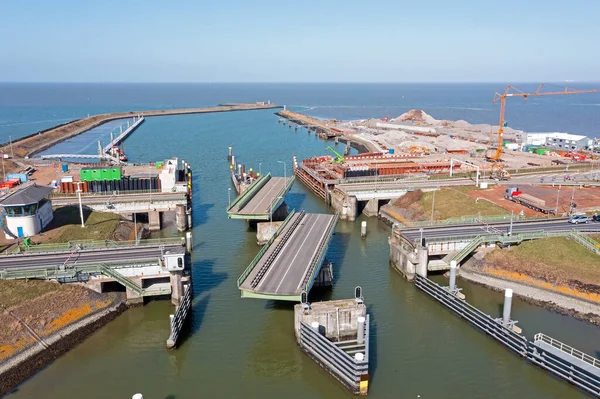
0 245 182 270
402 219 600 241
241 213 335 295
230 177 289 215
52 192 187 206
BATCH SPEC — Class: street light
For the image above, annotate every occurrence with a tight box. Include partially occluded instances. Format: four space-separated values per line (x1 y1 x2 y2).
228 187 232 207
259 162 262 177
278 160 287 180
76 182 85 228
509 211 513 236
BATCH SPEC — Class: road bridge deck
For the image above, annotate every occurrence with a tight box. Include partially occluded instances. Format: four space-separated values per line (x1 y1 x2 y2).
238 212 338 301
0 243 184 270
227 174 294 220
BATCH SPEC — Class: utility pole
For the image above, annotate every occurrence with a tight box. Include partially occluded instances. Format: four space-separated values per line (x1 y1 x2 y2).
259 162 262 177
1 156 5 181
278 160 287 180
228 187 231 207
9 136 13 160
509 211 513 236
134 212 138 244
76 182 85 228
555 186 561 215
430 189 436 221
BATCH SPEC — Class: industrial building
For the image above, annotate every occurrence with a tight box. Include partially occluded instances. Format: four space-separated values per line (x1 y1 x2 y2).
523 132 592 151
0 184 54 238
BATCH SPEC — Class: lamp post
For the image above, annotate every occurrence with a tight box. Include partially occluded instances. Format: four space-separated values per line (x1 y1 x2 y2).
134 212 138 244
76 182 85 228
509 210 513 236
228 187 232 207
278 160 287 180
259 162 262 177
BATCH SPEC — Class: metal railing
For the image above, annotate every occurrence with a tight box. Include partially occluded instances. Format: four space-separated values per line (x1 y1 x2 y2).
568 231 600 254
268 176 295 215
227 173 271 212
410 213 556 227
167 283 192 348
301 213 339 292
8 237 185 255
236 209 297 288
534 333 600 369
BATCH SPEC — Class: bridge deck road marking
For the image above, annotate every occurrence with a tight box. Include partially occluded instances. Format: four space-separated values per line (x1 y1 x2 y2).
254 213 306 291
275 214 322 293
295 215 333 292
243 178 284 214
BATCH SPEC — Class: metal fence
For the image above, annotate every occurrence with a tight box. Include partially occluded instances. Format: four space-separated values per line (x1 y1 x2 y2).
299 318 369 395
415 274 528 355
167 283 192 349
528 333 600 397
8 237 185 255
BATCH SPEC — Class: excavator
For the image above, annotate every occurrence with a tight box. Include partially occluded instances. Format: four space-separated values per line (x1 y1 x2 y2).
410 145 430 155
488 83 598 177
326 146 345 164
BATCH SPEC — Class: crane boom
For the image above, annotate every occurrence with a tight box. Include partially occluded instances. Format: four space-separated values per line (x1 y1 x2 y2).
325 146 345 163
488 83 599 161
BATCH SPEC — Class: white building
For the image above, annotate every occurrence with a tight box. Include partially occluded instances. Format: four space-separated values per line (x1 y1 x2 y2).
0 184 54 238
523 132 592 151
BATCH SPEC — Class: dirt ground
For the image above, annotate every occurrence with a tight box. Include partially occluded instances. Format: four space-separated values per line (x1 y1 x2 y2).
467 185 600 216
26 163 162 187
0 280 122 362
472 237 600 304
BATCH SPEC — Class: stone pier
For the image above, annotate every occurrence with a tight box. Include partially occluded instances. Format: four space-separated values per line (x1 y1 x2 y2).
389 232 420 280
148 210 161 231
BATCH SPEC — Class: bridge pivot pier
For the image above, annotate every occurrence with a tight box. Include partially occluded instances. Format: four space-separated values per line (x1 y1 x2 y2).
389 231 420 280
294 293 370 395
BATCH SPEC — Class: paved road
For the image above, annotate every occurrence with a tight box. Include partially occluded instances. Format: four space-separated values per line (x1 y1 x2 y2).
52 192 187 206
240 213 335 295
402 219 600 241
230 177 289 215
0 245 182 270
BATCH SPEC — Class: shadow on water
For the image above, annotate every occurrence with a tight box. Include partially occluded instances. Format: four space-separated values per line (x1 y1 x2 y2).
367 307 378 383
328 231 352 284
285 192 307 210
194 203 214 225
177 294 211 348
264 300 296 311
192 259 227 296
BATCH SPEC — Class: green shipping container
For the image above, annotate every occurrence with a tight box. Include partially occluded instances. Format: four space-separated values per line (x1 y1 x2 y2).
80 169 93 182
111 167 122 181
155 161 164 169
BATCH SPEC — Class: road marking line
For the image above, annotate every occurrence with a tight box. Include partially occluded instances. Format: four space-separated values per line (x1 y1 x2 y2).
275 214 321 293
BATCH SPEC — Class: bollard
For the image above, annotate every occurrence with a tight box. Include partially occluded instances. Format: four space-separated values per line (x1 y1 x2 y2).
449 261 457 291
357 316 365 344
186 232 193 252
502 288 513 325
354 353 365 362
311 321 320 334
132 394 143 399
361 221 367 238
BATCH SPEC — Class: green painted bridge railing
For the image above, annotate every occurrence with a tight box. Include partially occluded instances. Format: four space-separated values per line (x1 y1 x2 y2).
268 176 295 215
442 229 596 265
8 237 185 255
568 231 600 255
301 212 339 293
227 173 271 214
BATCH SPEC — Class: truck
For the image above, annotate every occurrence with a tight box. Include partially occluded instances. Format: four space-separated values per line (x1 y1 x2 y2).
505 187 556 215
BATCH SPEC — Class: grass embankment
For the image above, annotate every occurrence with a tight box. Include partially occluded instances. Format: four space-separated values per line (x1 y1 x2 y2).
44 207 122 243
481 237 600 302
0 280 119 362
390 187 508 222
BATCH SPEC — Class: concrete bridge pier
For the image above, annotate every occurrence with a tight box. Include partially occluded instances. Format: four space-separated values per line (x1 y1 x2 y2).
149 210 161 231
416 244 428 278
389 233 418 280
176 204 188 232
126 277 144 305
362 198 379 217
335 195 357 221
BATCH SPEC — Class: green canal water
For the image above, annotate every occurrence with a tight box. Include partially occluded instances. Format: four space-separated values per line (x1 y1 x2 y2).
7 109 598 399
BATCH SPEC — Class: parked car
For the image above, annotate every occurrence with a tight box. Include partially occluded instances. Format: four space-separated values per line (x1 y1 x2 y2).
568 215 590 224
592 214 600 222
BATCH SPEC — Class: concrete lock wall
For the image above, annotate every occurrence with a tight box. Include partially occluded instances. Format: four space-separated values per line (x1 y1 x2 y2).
294 302 367 343
389 234 417 280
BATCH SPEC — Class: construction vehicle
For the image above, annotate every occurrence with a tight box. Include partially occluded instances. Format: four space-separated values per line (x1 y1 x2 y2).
491 163 511 180
409 145 430 155
488 83 598 176
325 146 345 164
505 187 555 214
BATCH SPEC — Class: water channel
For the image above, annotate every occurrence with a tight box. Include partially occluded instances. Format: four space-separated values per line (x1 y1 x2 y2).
8 109 598 398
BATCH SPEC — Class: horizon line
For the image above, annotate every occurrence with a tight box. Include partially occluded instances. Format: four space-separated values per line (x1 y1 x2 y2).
2 81 600 85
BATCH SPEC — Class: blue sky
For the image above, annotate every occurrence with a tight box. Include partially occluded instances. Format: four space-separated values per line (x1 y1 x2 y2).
1 0 599 82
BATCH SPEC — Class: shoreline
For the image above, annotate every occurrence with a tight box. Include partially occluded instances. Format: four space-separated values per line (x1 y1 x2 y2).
0 297 127 396
1 103 281 158
458 267 600 326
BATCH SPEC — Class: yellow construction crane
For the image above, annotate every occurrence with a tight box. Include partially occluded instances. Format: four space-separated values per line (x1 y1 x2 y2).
488 83 599 162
